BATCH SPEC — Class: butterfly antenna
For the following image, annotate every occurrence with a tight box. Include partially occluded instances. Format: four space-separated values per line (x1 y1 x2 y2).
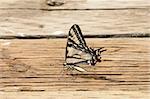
98 47 107 53
100 49 107 53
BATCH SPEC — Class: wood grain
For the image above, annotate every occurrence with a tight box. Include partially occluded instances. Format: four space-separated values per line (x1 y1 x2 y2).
0 9 150 36
0 0 150 98
0 0 150 37
0 0 150 9
0 38 150 92
0 91 150 99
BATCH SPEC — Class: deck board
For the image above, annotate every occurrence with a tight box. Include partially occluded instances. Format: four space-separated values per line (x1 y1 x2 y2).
0 38 150 92
0 0 150 36
1 91 149 99
0 9 150 36
0 0 150 9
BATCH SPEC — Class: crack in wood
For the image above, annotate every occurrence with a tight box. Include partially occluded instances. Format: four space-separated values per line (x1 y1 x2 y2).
68 74 124 82
0 33 150 39
0 7 149 11
19 89 45 92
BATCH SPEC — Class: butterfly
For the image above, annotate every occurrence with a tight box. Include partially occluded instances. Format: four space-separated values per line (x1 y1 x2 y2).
63 24 106 72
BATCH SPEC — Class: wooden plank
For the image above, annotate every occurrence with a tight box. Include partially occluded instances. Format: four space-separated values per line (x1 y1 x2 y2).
0 38 150 92
0 9 150 36
0 0 150 9
0 91 150 99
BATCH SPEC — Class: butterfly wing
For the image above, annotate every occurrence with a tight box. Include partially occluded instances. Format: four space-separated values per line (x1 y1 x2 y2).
65 24 92 65
64 24 106 72
67 24 89 51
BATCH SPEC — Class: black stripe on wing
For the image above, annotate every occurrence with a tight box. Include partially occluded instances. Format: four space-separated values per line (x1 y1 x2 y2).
67 38 87 52
68 24 88 50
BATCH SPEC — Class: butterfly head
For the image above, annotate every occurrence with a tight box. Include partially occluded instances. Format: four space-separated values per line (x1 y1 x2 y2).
88 47 106 66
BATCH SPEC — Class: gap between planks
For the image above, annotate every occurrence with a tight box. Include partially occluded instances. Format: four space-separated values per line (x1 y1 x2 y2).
0 33 150 39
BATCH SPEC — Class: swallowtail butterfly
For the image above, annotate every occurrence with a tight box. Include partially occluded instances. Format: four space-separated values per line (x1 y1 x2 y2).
63 24 106 72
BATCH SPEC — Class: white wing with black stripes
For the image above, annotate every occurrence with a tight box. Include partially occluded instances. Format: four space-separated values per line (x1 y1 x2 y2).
63 24 106 72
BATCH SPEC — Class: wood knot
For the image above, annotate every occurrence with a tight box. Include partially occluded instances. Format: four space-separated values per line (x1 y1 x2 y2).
9 59 31 72
46 0 64 6
1 48 30 73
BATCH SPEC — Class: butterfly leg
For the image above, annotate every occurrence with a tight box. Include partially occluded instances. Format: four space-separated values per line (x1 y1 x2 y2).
59 63 73 80
66 65 80 80
61 64 78 80
99 47 107 53
61 64 73 75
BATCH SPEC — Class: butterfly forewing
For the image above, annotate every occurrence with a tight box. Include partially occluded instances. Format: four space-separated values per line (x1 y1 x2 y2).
68 24 88 50
65 24 92 65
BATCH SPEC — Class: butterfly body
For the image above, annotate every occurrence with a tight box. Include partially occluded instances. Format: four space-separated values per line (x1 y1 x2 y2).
64 24 106 72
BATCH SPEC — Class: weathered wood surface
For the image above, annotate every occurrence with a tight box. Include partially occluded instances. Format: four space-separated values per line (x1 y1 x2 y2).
0 0 150 98
1 91 150 99
0 0 150 9
0 0 150 36
0 38 150 92
0 9 150 36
